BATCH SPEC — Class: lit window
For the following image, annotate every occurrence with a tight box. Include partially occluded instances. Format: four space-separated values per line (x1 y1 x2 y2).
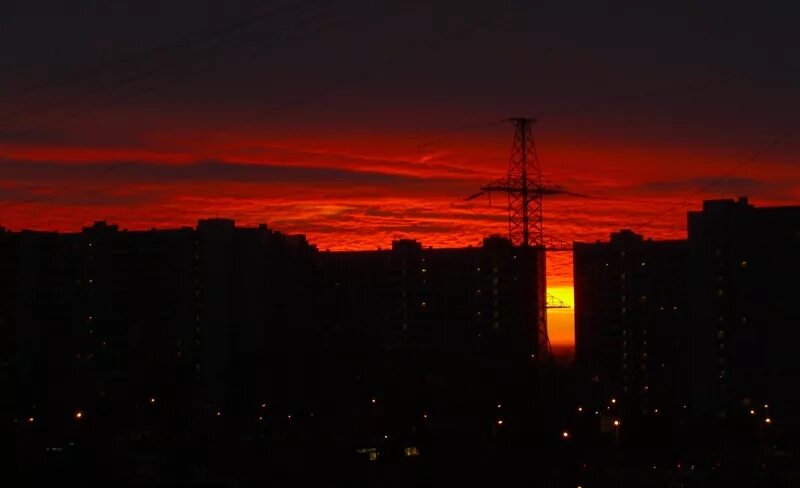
404 446 419 457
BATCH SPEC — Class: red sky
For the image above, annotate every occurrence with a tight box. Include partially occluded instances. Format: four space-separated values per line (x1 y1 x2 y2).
2 1 799 351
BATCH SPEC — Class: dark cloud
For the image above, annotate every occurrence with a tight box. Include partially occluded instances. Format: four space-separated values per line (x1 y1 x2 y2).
633 176 794 196
0 158 457 185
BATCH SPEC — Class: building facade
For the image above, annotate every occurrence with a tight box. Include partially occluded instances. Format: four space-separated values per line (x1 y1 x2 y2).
7 223 545 464
575 198 800 437
574 230 690 418
688 197 800 426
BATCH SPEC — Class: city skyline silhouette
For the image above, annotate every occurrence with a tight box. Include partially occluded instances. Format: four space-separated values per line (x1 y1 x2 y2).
4 1 800 485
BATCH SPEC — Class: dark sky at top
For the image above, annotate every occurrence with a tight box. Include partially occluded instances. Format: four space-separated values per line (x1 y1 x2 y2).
3 1 798 136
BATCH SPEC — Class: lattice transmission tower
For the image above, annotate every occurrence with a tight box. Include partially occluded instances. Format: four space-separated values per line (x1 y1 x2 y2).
467 117 576 359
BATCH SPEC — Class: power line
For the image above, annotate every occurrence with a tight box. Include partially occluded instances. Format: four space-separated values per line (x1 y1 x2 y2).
538 62 800 121
636 131 792 229
0 3 367 212
1 3 505 217
0 0 305 110
0 0 331 131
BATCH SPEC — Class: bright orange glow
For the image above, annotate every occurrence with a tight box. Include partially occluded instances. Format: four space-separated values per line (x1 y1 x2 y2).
547 285 574 353
74 411 83 420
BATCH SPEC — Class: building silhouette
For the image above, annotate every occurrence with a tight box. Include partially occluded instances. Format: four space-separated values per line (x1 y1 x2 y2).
688 197 800 427
6 221 545 478
574 230 690 419
574 198 800 441
319 237 543 444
